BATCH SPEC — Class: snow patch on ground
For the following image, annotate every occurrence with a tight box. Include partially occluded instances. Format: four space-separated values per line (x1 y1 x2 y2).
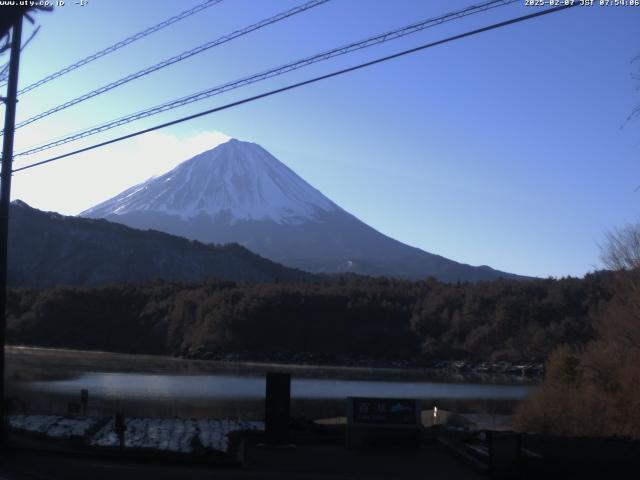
8 415 264 454
8 415 100 438
91 417 263 453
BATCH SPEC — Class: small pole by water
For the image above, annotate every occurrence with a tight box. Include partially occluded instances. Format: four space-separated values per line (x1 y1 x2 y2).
80 389 89 416
115 412 126 451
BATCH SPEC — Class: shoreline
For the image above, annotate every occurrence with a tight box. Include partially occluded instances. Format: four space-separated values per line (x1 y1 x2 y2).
6 345 542 384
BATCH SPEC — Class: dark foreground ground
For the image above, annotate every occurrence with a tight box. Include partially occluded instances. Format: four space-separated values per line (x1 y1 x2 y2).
0 443 482 480
2 430 640 479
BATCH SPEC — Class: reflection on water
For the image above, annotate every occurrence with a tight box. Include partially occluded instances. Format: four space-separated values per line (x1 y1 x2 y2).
25 372 532 401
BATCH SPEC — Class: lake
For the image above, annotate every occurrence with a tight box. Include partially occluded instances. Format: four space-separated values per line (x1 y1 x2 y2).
5 346 536 420
23 371 532 401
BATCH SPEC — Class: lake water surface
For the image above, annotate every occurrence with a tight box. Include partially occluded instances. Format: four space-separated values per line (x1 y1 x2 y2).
5 347 536 419
25 371 532 401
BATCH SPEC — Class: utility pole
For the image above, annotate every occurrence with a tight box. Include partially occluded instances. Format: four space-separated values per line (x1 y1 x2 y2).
0 15 23 443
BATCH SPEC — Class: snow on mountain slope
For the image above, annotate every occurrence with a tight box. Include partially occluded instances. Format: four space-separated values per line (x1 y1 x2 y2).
82 139 338 224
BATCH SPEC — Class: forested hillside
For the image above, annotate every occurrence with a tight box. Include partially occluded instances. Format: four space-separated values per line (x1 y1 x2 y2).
6 273 615 364
8 201 311 287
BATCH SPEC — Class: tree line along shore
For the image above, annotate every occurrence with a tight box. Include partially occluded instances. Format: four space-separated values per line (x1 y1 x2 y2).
5 272 614 366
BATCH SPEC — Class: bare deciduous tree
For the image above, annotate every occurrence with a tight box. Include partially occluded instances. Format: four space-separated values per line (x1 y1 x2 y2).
601 223 640 271
516 224 640 438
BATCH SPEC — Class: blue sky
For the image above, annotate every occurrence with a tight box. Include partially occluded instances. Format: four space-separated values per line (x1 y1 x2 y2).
2 0 639 278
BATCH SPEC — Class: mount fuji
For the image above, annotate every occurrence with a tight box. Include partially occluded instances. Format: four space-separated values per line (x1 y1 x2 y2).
81 139 518 281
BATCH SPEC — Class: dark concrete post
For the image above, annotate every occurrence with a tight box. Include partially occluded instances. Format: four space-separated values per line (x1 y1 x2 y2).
265 372 290 444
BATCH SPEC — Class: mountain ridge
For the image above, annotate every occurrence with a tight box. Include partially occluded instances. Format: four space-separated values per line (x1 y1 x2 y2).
8 200 312 288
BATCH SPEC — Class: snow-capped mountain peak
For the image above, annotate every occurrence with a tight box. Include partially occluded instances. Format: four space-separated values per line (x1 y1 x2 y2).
82 139 339 224
81 138 520 281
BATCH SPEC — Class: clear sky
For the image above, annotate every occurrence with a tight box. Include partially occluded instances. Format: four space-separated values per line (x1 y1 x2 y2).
1 0 639 278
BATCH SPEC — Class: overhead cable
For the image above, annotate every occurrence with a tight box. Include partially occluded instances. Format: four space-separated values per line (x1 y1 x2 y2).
10 0 330 131
12 0 225 95
12 3 577 173
15 0 519 156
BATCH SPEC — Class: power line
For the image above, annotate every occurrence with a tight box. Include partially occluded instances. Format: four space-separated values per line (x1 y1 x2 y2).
14 0 518 157
8 0 224 95
10 0 330 132
12 3 577 174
